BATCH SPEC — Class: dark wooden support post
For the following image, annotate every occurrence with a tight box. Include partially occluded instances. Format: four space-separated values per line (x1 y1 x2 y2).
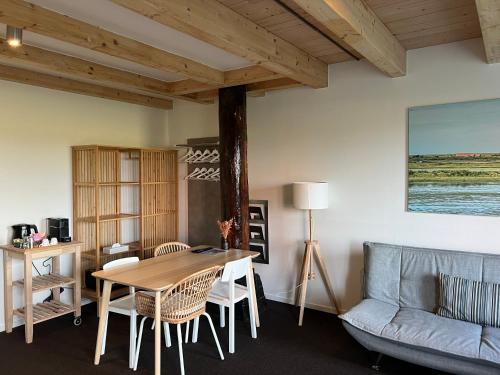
219 85 249 249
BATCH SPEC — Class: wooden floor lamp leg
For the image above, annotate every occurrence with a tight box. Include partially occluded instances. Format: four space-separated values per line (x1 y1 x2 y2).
295 246 308 306
298 242 312 326
313 241 341 314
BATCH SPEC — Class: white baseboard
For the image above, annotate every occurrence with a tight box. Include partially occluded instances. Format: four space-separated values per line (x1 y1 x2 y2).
266 293 347 315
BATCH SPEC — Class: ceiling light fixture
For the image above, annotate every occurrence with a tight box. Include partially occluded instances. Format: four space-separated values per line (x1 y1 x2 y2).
6 26 23 47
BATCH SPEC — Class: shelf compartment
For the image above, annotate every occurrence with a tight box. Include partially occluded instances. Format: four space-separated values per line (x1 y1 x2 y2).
81 242 141 260
81 286 130 301
13 274 75 292
249 219 265 224
14 301 75 324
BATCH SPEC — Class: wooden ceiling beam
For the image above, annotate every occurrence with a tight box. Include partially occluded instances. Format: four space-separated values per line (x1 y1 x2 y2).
110 0 328 88
476 0 500 63
0 64 173 109
0 0 224 84
166 66 283 95
0 38 212 104
288 0 406 77
183 78 301 101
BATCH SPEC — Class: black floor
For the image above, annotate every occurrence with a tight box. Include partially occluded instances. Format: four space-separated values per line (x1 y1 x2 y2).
0 301 446 375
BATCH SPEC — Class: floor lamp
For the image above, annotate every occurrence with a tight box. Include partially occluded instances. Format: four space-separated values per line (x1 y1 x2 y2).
293 182 340 326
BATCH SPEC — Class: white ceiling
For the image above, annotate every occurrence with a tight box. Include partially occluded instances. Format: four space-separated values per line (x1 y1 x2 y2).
2 0 253 82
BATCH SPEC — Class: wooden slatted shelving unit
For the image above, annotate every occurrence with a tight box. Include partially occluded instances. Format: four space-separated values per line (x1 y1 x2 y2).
72 145 178 301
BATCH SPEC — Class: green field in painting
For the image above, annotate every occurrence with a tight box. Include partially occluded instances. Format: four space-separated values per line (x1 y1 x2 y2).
408 153 500 183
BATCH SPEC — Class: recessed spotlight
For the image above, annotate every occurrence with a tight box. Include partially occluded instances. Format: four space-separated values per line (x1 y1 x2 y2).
6 26 23 47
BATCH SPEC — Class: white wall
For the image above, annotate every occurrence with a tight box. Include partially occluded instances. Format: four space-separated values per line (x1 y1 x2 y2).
169 38 500 314
0 81 169 331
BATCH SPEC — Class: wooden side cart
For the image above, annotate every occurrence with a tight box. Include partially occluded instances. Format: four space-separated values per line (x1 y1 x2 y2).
1 241 82 343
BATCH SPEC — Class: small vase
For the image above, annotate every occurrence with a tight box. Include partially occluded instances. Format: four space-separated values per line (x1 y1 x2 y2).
221 238 229 250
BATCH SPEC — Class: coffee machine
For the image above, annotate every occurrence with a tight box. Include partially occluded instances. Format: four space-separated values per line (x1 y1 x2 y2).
48 218 71 242
12 224 38 239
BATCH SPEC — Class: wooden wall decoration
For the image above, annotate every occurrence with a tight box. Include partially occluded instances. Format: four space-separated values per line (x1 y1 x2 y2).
219 85 249 249
72 145 178 301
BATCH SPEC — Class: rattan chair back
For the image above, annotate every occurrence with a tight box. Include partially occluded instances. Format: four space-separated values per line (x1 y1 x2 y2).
154 242 190 257
135 265 222 324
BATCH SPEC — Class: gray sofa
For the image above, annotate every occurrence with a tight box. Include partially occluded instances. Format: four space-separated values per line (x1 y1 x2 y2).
339 242 500 375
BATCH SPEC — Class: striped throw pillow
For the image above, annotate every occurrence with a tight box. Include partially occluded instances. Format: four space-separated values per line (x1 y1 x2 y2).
437 273 500 328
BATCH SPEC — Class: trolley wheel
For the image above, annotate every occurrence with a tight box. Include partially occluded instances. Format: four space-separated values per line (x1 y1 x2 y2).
73 316 82 326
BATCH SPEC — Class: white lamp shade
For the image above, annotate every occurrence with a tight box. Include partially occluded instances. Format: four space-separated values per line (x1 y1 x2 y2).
293 182 329 210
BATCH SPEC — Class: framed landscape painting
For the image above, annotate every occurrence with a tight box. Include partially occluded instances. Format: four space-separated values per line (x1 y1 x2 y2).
408 98 500 217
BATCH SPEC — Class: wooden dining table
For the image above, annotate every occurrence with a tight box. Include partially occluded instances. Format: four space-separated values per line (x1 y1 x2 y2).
92 247 260 375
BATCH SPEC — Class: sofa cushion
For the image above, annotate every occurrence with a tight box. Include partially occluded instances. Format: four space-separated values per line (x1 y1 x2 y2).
363 243 401 306
437 273 500 328
480 326 500 365
399 247 484 312
382 307 482 359
338 299 399 336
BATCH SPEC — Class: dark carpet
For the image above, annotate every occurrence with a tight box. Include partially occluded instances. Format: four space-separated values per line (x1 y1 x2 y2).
0 301 446 375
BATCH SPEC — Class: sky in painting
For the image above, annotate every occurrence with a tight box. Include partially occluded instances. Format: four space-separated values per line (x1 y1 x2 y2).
409 98 500 155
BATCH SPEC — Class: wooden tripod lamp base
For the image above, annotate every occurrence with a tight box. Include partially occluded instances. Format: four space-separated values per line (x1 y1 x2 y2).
292 181 339 326
296 240 340 326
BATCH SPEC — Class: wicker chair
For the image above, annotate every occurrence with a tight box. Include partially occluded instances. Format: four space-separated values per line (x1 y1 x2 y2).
133 266 224 374
154 241 191 257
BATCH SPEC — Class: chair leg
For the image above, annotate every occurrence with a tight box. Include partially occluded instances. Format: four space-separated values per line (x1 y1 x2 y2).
163 322 172 348
129 312 137 369
203 312 224 361
219 305 225 328
247 295 257 339
229 304 235 353
185 320 190 343
134 317 148 371
177 324 185 375
101 312 109 355
192 316 200 343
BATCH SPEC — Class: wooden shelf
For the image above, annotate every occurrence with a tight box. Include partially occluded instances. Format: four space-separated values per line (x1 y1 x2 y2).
249 219 265 224
142 181 176 185
74 182 139 186
13 274 75 293
76 213 140 223
249 238 266 245
143 211 177 218
14 301 75 325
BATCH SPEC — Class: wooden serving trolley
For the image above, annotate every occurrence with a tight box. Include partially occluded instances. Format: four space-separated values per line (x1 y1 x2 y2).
1 241 82 343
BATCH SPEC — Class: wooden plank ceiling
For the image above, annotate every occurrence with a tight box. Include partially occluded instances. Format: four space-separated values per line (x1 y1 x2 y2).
0 0 490 109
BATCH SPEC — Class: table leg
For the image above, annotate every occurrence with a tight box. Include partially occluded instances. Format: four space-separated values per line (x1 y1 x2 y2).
94 280 112 365
52 255 61 302
247 263 260 328
155 291 162 375
73 246 81 317
3 251 13 333
24 254 33 344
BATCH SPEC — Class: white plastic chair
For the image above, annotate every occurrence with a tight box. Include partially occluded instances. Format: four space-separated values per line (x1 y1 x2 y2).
202 256 257 353
100 257 172 368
